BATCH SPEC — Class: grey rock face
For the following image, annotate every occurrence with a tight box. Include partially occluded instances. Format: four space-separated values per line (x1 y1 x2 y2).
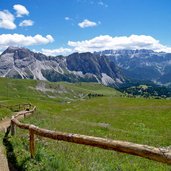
0 47 124 87
66 52 124 85
97 49 171 86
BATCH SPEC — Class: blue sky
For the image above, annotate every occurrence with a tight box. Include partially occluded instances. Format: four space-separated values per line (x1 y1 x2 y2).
0 0 171 55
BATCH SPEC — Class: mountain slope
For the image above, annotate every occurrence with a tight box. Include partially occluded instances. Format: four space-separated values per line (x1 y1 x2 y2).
0 47 125 87
66 52 124 85
97 49 171 86
0 47 67 80
3 47 171 88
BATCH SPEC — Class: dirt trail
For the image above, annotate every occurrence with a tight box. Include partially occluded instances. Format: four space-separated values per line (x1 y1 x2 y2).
0 146 9 171
0 112 26 171
0 118 11 171
0 119 11 132
0 111 27 131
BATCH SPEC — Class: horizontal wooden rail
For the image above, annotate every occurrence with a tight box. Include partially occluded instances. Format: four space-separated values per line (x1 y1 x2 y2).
11 115 171 165
14 106 36 118
10 105 36 136
10 103 32 111
0 103 33 113
11 118 30 130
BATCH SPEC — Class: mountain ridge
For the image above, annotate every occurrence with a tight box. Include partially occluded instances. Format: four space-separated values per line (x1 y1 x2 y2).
0 47 124 87
1 47 171 87
96 49 171 86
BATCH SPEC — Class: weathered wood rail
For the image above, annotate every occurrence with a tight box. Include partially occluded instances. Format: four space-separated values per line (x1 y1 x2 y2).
0 103 32 112
10 106 171 165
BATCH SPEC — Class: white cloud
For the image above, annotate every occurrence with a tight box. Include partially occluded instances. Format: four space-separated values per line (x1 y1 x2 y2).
41 48 73 56
65 17 70 21
37 34 171 56
0 10 16 29
98 1 108 7
0 34 54 50
78 19 97 28
13 4 29 17
68 35 171 53
156 47 171 53
19 20 34 27
77 0 108 7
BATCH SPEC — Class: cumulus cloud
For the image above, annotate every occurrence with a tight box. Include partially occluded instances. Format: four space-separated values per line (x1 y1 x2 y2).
19 20 34 27
41 48 73 56
67 34 171 53
78 19 97 28
0 10 16 29
0 34 54 50
37 35 171 56
13 4 29 17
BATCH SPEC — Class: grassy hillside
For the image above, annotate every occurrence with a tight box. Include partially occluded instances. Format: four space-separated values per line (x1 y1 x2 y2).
0 78 171 170
0 78 120 118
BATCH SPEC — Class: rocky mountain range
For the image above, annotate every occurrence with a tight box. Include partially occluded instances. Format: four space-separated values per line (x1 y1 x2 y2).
0 47 124 87
1 47 171 88
96 49 171 87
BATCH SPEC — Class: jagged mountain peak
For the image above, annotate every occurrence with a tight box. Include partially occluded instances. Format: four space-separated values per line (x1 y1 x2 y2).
96 49 155 57
67 52 124 85
98 49 171 86
2 47 171 87
0 47 125 87
2 46 30 54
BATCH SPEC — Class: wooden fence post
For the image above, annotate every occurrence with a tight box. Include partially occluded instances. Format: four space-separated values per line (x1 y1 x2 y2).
11 116 16 136
29 125 36 158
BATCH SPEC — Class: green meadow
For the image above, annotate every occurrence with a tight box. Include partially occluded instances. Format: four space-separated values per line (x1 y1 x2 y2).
0 78 171 170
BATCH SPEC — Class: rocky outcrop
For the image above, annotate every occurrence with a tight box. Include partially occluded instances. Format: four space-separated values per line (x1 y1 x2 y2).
0 47 125 87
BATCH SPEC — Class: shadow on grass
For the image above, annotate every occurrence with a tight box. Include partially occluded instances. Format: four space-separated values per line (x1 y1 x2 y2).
3 126 30 171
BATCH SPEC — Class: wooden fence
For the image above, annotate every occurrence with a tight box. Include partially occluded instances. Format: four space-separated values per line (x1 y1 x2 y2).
0 103 32 112
10 106 171 165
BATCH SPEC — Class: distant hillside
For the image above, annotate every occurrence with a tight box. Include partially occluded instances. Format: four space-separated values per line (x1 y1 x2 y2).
0 47 124 87
0 77 121 101
96 49 171 87
0 77 121 118
2 47 171 90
